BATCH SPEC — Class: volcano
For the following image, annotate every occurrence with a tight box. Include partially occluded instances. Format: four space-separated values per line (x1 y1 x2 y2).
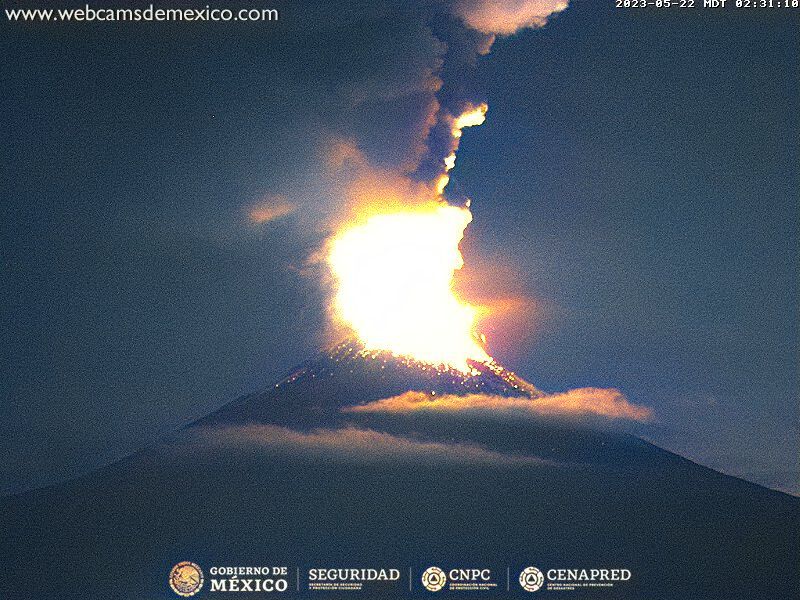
2 345 798 599
198 341 541 428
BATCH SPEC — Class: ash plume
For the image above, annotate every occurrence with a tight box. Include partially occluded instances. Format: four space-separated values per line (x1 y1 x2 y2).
413 0 569 194
451 0 570 36
250 0 571 225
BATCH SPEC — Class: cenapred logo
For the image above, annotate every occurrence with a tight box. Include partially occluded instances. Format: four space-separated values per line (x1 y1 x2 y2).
519 566 544 592
421 566 447 592
169 561 204 597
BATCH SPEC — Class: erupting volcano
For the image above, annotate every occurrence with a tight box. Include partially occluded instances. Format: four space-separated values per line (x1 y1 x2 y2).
4 318 795 600
326 102 496 375
328 203 489 372
2 3 796 599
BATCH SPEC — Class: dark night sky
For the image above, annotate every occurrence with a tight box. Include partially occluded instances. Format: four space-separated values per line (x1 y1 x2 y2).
1 0 797 494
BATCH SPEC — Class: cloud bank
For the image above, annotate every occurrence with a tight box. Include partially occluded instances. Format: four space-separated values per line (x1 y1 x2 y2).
185 424 554 467
345 388 653 422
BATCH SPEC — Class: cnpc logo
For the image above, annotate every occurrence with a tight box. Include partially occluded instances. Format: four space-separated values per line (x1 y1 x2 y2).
421 566 447 592
421 567 493 592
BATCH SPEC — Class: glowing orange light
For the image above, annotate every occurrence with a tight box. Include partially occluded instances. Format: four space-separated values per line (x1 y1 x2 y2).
434 174 451 195
451 103 488 137
436 103 488 196
328 203 491 372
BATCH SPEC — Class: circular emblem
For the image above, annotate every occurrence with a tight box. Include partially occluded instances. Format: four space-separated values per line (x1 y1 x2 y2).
519 566 544 592
169 561 204 597
421 566 447 592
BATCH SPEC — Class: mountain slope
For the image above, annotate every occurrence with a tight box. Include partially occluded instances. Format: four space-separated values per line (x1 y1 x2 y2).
1 346 798 600
199 341 540 427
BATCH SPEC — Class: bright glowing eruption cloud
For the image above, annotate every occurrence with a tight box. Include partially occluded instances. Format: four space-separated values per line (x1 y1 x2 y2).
435 103 489 195
328 203 491 371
